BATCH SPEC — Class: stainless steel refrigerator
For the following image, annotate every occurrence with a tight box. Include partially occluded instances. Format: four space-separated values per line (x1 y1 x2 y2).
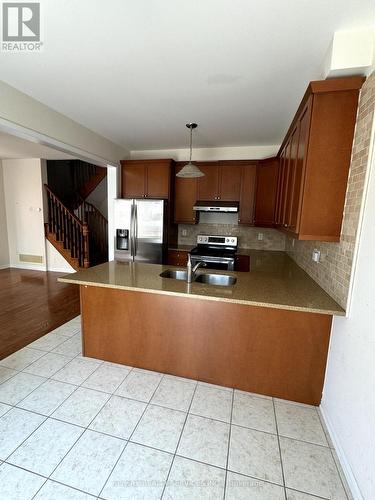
114 199 167 263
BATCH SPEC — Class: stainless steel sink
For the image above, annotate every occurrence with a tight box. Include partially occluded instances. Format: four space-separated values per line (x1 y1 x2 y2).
194 273 237 286
160 269 188 280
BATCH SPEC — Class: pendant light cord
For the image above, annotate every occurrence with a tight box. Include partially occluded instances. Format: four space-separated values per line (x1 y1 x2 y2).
189 126 193 162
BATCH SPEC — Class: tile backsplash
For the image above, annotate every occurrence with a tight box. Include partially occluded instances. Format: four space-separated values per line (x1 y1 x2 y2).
178 217 286 251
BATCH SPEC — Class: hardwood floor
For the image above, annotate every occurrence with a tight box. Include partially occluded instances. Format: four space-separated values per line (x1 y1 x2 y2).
0 268 80 360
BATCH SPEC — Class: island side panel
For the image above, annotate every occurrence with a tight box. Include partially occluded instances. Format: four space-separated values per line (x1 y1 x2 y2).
80 285 332 405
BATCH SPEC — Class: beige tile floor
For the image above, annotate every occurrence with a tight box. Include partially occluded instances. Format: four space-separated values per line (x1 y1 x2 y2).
0 316 352 500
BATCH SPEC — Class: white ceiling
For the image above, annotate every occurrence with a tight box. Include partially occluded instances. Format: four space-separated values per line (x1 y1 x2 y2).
0 131 73 160
0 0 374 151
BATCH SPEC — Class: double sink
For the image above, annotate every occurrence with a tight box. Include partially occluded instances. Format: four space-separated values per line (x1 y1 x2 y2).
160 269 237 287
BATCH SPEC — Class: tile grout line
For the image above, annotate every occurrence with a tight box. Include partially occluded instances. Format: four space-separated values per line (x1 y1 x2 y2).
223 386 234 500
159 379 200 500
97 371 168 499
8 358 135 499
4 439 330 500
272 398 288 500
1 325 348 500
2 402 338 499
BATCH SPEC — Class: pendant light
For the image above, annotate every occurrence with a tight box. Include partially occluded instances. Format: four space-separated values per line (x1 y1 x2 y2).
176 123 204 178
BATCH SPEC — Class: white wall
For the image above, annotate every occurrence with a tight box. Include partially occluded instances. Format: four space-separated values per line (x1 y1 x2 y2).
0 161 10 268
0 81 128 165
45 240 75 273
2 159 46 270
86 176 108 218
131 145 279 161
2 158 77 272
320 117 375 499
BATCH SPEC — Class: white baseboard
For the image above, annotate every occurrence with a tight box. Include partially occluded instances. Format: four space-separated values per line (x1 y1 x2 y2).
319 405 364 500
9 263 47 272
47 267 75 273
0 264 10 269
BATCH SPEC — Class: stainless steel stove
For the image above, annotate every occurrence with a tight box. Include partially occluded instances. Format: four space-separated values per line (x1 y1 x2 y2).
190 234 238 271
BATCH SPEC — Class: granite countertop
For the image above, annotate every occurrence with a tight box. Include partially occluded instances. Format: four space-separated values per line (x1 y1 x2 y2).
167 245 194 252
59 250 345 316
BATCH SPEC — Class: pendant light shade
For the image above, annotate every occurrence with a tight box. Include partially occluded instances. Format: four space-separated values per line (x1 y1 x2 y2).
176 123 204 178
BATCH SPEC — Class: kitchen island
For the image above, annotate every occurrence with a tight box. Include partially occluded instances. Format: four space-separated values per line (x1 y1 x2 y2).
59 251 344 405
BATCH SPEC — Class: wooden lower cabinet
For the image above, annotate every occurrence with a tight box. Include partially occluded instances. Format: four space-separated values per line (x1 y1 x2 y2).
167 249 189 267
80 285 332 405
234 254 250 272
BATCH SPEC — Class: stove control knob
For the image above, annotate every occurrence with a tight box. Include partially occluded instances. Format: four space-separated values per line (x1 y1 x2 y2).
231 239 234 243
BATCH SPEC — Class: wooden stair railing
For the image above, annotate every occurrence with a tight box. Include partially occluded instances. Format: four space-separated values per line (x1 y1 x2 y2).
76 197 108 263
44 184 90 268
72 161 107 203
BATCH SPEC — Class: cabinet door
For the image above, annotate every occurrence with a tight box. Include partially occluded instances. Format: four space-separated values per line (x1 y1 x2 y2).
280 139 292 227
122 164 146 198
289 99 311 233
234 254 250 272
197 163 220 200
275 148 286 225
238 165 257 225
174 165 198 224
219 165 242 201
146 163 170 198
167 250 189 266
254 158 279 227
284 125 299 229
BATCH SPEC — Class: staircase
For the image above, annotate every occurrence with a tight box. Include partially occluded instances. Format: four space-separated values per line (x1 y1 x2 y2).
44 185 108 271
71 161 107 206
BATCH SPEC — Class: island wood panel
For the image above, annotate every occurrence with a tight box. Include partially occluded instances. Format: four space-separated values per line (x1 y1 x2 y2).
80 285 332 405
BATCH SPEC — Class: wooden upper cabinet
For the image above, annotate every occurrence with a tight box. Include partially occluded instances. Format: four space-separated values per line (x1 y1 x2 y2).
122 164 146 198
146 162 171 198
121 159 172 199
254 158 279 227
197 162 242 201
238 164 257 225
219 163 242 201
197 163 220 200
174 163 198 224
284 124 300 228
275 77 364 241
289 99 311 233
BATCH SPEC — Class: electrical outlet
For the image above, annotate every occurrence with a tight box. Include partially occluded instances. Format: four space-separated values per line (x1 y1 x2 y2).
291 239 295 248
312 249 321 263
182 229 187 237
257 233 263 241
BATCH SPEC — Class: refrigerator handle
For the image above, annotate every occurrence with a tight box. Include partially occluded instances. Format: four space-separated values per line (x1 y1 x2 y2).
130 201 134 259
134 202 138 257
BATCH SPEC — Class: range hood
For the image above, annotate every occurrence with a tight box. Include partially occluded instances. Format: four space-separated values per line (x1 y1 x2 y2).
193 201 239 213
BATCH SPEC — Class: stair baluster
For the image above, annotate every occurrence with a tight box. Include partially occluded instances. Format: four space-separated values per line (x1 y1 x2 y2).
44 185 90 269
